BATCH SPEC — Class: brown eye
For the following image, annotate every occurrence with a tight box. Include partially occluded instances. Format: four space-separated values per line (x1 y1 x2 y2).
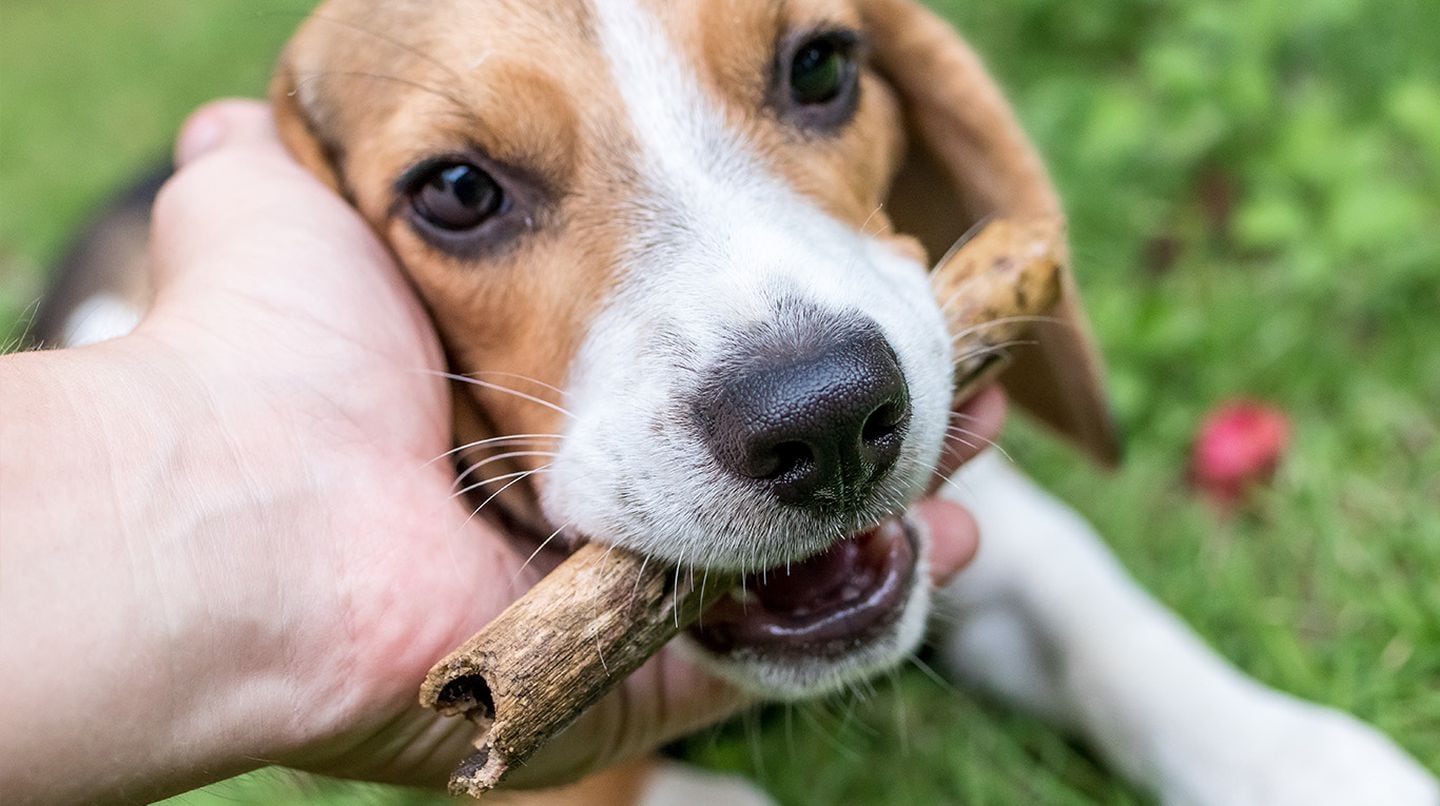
411 163 504 231
774 30 861 131
790 37 847 105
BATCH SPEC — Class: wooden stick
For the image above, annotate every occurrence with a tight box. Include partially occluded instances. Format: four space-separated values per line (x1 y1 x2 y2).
420 543 736 794
419 216 1067 797
934 216 1066 397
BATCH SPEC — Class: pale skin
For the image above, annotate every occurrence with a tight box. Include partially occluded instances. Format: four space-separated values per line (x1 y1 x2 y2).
0 100 1005 805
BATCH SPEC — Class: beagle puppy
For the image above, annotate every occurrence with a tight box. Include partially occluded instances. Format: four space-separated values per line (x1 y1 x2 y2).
36 0 1436 803
266 0 1122 700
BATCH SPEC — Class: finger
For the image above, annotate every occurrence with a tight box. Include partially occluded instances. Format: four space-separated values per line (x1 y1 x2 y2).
154 100 371 280
928 385 1008 495
917 497 980 586
175 99 274 166
147 101 404 337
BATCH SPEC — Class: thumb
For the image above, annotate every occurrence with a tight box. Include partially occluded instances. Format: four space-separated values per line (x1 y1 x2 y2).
144 99 397 330
174 98 277 166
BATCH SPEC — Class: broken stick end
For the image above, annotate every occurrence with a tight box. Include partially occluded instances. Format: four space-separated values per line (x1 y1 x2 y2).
449 745 508 797
420 660 496 723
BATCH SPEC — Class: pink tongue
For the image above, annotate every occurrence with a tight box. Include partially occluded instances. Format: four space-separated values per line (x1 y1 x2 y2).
753 529 871 613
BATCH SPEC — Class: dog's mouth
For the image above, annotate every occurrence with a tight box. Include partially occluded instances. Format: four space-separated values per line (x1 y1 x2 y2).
688 516 918 658
497 488 924 664
471 401 927 664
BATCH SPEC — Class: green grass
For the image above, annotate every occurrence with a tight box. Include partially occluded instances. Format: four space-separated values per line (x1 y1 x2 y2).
3 0 1437 803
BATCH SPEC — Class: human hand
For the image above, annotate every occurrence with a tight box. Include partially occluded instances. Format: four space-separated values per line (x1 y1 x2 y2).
0 99 1003 803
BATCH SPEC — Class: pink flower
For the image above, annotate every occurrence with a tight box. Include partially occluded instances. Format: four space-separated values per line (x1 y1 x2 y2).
1189 400 1291 507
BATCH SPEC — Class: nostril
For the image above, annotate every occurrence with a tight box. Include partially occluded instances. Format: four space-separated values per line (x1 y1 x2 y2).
767 441 812 481
862 400 906 445
747 440 814 481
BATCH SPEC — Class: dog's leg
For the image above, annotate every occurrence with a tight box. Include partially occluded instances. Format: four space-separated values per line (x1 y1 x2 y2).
935 452 1437 806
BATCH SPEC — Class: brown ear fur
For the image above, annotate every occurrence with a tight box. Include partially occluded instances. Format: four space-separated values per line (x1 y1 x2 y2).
268 56 345 195
862 0 1122 466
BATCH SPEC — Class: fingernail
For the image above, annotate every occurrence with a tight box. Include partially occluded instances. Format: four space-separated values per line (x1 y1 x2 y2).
177 111 227 165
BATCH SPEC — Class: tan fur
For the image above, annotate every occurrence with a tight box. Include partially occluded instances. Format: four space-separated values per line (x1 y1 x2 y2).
683 0 907 230
273 1 642 525
272 0 1117 494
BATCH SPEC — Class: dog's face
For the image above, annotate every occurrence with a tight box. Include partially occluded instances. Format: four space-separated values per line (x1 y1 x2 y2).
275 0 1113 697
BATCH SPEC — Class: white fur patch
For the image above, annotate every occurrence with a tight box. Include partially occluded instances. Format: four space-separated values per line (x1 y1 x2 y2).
550 0 952 564
61 294 141 347
538 0 955 696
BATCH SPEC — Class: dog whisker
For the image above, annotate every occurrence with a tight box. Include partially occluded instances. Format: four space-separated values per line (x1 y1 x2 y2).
593 629 608 673
672 550 685 627
425 370 576 418
802 698 865 761
453 449 559 490
932 214 998 269
860 674 880 702
942 429 980 453
949 340 1038 369
278 10 468 84
463 369 571 403
288 70 471 115
951 336 1036 354
629 553 652 613
945 424 1013 464
930 467 974 501
842 691 880 740
459 465 552 529
513 521 572 582
857 201 886 238
697 567 711 627
451 465 550 502
906 654 960 696
426 432 562 468
941 314 1069 342
745 706 768 782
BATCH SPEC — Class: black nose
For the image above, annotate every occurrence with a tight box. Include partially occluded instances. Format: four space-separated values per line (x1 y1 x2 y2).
697 324 911 509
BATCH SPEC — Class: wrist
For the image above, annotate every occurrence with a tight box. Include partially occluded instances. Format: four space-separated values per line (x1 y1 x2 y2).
0 337 312 802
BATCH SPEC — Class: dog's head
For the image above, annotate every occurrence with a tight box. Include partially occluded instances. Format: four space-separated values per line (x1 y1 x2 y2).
272 0 1116 697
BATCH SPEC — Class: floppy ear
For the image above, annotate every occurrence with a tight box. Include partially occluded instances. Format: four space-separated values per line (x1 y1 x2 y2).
269 53 346 195
861 0 1122 466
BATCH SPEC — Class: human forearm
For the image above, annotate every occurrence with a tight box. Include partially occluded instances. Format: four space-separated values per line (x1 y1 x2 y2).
0 339 308 803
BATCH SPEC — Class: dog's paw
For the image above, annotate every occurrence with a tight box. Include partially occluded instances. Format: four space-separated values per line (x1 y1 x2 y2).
1164 697 1438 806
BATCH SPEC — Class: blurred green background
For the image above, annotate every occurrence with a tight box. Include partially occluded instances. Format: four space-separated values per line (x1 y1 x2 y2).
2 0 1437 803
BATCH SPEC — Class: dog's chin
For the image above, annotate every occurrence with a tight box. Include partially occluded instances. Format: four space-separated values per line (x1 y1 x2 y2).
680 515 932 699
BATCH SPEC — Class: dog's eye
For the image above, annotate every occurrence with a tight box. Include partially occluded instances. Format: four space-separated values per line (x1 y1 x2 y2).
789 36 849 105
411 163 504 231
775 30 860 130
